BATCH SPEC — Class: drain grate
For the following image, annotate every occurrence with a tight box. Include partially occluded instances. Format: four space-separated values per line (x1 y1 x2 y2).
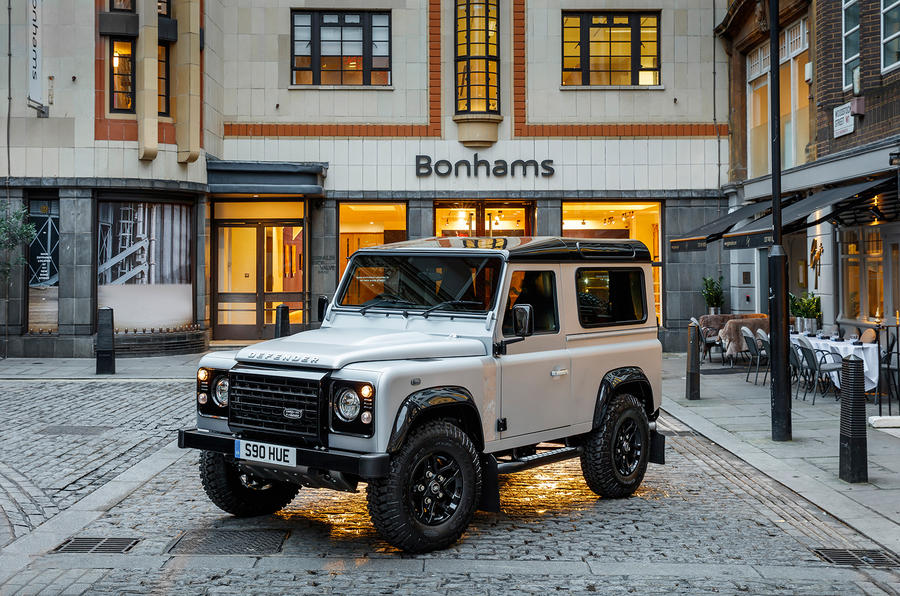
167 529 288 555
53 537 140 554
813 548 900 568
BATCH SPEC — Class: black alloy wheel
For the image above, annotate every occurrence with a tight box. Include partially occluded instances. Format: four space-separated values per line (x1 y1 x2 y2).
407 451 463 525
580 393 650 498
612 416 643 479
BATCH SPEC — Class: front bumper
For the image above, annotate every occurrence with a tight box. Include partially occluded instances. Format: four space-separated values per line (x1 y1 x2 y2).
178 429 391 479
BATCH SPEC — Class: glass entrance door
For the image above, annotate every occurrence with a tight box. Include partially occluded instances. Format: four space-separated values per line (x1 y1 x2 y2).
214 223 305 340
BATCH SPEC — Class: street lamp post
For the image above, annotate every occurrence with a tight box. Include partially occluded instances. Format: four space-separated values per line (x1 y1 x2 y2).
768 0 792 441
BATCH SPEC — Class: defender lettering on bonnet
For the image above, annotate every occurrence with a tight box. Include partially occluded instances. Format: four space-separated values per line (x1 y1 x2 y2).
180 237 663 555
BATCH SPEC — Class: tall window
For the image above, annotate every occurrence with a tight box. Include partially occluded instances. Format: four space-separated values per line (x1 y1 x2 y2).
884 0 900 72
27 198 59 334
111 0 133 11
110 39 135 113
291 12 391 86
455 0 499 113
338 203 407 277
158 0 170 16
746 19 809 177
840 228 883 321
843 0 860 89
562 12 659 86
158 44 170 116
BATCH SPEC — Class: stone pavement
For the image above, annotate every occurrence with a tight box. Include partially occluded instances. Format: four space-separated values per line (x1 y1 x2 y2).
663 353 900 556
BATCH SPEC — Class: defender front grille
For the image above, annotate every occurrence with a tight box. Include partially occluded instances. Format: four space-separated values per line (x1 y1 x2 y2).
228 372 322 439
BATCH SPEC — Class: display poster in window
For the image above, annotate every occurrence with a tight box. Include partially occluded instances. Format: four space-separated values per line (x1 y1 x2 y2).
833 102 854 138
28 199 59 331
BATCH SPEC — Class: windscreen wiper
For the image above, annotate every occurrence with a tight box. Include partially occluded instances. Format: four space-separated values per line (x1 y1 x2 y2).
358 295 416 315
420 300 483 318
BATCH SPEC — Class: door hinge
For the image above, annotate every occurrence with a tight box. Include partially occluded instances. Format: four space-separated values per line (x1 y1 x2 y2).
496 418 508 432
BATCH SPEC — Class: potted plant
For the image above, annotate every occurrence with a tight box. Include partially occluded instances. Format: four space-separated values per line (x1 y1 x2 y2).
700 276 724 315
789 293 803 333
796 292 821 334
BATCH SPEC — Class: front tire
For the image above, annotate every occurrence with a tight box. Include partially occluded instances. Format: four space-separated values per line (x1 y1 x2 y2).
199 451 300 517
367 420 482 553
580 393 650 498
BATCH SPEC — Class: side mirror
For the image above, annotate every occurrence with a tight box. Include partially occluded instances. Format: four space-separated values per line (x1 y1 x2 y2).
317 295 330 321
512 304 534 338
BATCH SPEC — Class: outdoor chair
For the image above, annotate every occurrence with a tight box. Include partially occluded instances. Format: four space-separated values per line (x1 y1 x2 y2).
788 343 804 400
757 329 771 385
741 326 766 385
796 335 842 404
878 329 898 407
691 316 723 363
860 328 877 343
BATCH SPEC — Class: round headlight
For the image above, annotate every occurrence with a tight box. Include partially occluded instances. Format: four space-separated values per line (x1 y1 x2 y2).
359 384 374 399
335 388 361 422
197 392 208 405
197 368 209 382
213 377 229 407
360 411 372 424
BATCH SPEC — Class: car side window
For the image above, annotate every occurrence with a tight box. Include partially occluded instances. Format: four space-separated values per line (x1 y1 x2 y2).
576 268 646 327
502 270 559 335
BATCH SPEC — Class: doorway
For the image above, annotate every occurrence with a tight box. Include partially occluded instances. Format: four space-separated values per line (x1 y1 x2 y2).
212 201 306 340
434 201 534 237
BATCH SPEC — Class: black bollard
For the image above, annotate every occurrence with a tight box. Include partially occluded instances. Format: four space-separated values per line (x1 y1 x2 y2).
96 307 115 375
686 322 700 400
839 354 867 483
274 304 291 338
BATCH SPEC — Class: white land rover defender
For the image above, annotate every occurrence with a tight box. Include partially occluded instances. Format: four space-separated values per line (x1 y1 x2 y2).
179 237 665 552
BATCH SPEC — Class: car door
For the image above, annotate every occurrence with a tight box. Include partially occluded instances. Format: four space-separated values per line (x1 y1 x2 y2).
497 264 572 438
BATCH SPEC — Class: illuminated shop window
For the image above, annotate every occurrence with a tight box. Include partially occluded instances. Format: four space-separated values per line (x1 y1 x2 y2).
110 39 135 113
339 203 407 277
562 202 662 323
455 0 499 113
158 44 170 116
562 12 659 86
435 203 532 237
291 11 391 86
158 0 170 16
111 0 133 11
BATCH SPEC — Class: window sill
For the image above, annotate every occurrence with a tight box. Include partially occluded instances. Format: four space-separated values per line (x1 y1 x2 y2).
881 61 900 76
288 85 394 91
559 85 665 91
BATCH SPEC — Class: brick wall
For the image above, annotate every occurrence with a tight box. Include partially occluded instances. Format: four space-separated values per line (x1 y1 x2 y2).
815 0 900 157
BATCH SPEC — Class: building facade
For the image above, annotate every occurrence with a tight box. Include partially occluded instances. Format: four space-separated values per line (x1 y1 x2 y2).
2 0 730 357
714 0 900 330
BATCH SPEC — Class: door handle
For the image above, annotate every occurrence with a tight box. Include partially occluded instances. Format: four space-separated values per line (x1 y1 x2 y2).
550 368 569 377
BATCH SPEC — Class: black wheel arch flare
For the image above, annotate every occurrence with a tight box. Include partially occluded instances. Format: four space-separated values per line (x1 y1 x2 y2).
592 366 657 431
387 386 485 453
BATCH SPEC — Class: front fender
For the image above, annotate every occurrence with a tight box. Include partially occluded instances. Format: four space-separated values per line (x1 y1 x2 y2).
387 386 484 453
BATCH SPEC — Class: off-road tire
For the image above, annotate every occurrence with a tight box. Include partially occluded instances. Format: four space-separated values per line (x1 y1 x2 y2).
580 393 650 498
199 450 300 517
366 420 482 553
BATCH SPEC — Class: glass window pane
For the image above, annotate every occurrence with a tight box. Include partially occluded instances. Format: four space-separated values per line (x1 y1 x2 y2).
294 41 311 55
373 26 390 41
575 269 645 327
563 16 580 28
564 42 581 57
844 1 859 32
371 70 390 85
638 70 658 85
321 56 342 70
294 55 311 68
321 41 341 55
502 271 559 335
321 26 341 40
589 71 610 85
868 260 883 319
345 14 360 24
294 25 311 41
845 56 859 86
372 56 390 69
293 70 313 85
885 36 900 68
845 29 859 57
323 14 339 23
372 14 389 27
886 6 900 39
343 41 363 55
343 71 363 85
322 71 342 84
372 41 389 56
843 258 860 318
562 70 582 85
344 26 362 40
339 203 407 276
294 13 310 26
27 199 60 333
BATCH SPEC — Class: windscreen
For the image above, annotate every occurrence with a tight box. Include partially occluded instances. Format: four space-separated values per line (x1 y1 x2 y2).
338 254 504 313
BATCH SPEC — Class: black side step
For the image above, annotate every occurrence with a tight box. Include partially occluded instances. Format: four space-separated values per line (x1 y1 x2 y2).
496 446 583 474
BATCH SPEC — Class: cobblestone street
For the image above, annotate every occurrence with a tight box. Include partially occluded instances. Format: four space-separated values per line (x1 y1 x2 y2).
1 380 898 594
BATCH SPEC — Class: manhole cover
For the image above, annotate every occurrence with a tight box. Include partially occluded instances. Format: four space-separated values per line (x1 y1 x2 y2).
53 537 140 554
813 548 900 568
38 425 112 436
167 530 288 555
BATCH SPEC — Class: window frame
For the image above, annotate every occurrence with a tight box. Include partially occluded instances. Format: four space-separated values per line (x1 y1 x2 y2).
574 266 648 329
455 0 501 114
502 269 560 337
883 0 900 73
158 43 170 116
109 38 136 114
290 10 392 87
843 0 860 90
109 0 134 12
560 11 661 87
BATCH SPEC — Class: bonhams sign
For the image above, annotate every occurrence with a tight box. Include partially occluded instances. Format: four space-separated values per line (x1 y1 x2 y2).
28 0 43 105
416 154 554 178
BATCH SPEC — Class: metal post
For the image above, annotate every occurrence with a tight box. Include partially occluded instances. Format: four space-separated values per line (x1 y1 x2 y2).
274 304 291 338
839 354 867 483
96 307 115 375
686 323 701 400
768 0 791 441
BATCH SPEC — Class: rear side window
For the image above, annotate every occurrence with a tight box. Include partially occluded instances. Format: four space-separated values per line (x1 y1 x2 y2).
576 268 646 327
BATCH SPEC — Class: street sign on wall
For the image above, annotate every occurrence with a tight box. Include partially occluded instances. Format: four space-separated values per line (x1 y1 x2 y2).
27 0 43 106
833 102 854 138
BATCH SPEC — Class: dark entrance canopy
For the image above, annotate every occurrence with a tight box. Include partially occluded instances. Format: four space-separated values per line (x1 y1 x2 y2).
669 201 770 252
723 177 891 250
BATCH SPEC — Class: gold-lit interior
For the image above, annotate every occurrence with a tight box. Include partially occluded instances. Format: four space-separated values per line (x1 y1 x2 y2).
563 13 658 86
562 202 661 322
293 12 390 86
436 204 529 237
111 40 134 111
157 44 168 115
339 203 407 276
456 0 499 113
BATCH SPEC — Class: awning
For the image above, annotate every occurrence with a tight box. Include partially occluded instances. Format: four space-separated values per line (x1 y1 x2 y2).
723 177 891 250
207 159 328 195
669 201 771 252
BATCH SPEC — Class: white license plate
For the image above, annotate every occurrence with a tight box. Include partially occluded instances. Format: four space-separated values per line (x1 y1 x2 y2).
234 439 296 467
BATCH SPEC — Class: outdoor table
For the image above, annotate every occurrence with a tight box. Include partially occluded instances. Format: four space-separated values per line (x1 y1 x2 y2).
789 334 879 391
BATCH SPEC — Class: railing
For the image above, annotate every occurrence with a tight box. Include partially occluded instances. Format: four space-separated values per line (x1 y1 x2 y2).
874 323 897 417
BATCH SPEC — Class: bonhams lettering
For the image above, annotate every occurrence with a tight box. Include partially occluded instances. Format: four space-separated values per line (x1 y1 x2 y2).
416 154 554 178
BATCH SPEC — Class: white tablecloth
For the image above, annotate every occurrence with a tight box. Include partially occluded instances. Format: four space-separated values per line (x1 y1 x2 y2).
790 335 879 391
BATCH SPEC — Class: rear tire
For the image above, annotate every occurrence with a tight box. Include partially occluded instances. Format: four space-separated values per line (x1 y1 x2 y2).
199 451 300 517
580 393 650 498
367 420 481 553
